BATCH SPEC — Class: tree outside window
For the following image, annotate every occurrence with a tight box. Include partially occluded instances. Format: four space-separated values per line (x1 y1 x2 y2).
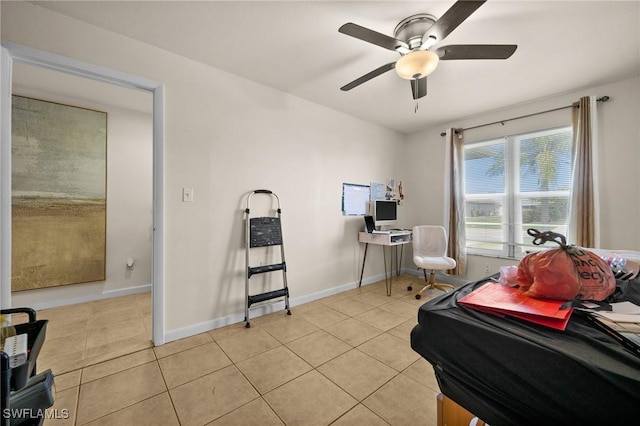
464 127 573 258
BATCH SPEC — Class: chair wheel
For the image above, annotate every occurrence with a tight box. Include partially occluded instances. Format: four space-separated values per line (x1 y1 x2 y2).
245 322 251 328
415 294 421 300
407 286 413 291
287 310 292 315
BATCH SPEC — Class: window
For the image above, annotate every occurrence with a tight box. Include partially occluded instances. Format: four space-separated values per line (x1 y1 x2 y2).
464 126 573 258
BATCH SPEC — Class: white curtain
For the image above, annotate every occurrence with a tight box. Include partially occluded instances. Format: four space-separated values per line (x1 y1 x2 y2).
443 128 466 275
568 95 600 247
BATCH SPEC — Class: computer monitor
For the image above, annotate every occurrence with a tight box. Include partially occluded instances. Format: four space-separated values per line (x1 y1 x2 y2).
370 200 397 228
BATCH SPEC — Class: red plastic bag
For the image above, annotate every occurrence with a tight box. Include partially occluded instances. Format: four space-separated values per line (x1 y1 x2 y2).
516 229 615 301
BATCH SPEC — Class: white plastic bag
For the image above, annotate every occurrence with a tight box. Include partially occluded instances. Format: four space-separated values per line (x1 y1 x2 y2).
497 265 519 286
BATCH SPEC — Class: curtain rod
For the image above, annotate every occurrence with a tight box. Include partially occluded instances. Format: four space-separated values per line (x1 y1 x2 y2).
439 96 610 137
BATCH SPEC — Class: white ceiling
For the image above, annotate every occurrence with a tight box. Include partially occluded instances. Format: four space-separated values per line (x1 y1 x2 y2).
28 1 640 134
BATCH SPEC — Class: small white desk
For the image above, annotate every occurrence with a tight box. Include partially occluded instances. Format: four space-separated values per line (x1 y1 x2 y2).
358 230 412 296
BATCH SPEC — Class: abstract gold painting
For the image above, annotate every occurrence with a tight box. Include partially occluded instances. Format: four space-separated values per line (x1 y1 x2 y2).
11 95 107 291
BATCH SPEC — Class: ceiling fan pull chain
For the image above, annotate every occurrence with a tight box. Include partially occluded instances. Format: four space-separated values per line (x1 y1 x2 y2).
413 78 419 113
411 77 418 114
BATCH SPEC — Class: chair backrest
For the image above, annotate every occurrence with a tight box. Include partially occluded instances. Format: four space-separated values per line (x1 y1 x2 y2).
412 225 448 257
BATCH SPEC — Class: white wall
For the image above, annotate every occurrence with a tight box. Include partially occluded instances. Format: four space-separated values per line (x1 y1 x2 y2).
6 1 637 342
10 82 153 310
403 76 640 282
1 1 405 339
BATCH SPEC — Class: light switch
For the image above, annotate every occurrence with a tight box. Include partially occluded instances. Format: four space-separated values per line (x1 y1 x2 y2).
183 187 194 202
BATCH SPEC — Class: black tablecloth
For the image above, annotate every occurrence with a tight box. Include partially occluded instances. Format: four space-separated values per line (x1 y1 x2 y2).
410 276 640 426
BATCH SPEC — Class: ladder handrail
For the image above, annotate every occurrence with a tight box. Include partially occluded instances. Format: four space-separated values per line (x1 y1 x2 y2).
245 190 281 213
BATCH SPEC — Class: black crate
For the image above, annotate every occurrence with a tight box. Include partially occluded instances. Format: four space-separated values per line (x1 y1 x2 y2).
9 320 48 391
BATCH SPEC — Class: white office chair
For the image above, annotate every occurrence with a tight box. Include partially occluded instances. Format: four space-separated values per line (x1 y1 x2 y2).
409 225 457 299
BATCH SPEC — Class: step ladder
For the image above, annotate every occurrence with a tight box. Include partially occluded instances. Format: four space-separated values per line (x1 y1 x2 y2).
244 190 291 328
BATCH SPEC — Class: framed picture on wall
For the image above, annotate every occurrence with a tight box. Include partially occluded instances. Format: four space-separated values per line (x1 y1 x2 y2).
11 95 107 291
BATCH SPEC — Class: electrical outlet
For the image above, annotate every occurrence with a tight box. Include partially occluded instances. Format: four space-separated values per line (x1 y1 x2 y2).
483 263 491 274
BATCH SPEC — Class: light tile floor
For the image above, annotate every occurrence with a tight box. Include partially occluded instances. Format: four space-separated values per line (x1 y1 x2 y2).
37 292 153 375
36 275 445 426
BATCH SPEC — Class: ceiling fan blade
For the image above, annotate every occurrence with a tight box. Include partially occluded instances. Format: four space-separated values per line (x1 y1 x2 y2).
341 62 396 91
411 77 427 100
422 0 486 46
339 22 409 52
435 44 518 60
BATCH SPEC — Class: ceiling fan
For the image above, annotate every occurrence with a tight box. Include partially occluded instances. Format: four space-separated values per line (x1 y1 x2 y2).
338 0 517 100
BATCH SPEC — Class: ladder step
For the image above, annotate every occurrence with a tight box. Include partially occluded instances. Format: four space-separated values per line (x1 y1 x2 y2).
248 288 289 307
248 262 286 278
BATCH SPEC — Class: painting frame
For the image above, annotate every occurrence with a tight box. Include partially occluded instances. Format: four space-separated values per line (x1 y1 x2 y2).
11 95 108 291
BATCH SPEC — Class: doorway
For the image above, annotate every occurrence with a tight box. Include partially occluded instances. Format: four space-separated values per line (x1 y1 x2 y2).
1 42 165 347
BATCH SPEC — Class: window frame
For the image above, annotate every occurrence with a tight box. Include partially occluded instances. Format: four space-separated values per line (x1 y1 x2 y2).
463 125 573 259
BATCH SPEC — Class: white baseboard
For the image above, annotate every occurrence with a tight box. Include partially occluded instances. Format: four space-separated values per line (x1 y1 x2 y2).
163 273 389 344
13 284 152 311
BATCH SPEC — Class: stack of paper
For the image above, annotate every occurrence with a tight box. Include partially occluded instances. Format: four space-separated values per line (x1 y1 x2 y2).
581 302 640 355
458 283 573 330
3 333 28 368
588 301 640 323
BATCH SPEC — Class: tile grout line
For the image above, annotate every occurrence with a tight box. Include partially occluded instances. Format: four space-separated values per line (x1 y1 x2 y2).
43 276 437 425
228 301 418 424
72 375 81 426
162 366 184 426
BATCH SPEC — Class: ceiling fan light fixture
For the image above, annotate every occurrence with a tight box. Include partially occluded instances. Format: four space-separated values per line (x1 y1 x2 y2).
395 50 439 80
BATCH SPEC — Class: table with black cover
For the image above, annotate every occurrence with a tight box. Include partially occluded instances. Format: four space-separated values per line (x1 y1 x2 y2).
410 275 640 426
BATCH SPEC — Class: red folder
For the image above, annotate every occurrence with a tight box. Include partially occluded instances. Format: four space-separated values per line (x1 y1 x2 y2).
458 283 573 331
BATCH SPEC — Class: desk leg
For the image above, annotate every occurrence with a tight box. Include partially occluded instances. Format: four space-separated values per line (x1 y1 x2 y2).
383 246 391 296
358 243 369 288
396 245 404 276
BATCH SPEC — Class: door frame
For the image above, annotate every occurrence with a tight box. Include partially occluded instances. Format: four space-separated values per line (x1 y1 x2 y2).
1 42 166 345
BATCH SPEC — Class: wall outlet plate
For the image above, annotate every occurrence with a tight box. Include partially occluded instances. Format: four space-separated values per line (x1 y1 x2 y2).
182 187 194 202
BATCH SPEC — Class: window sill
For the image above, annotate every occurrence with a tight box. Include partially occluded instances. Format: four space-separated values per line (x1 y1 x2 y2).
468 253 520 261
